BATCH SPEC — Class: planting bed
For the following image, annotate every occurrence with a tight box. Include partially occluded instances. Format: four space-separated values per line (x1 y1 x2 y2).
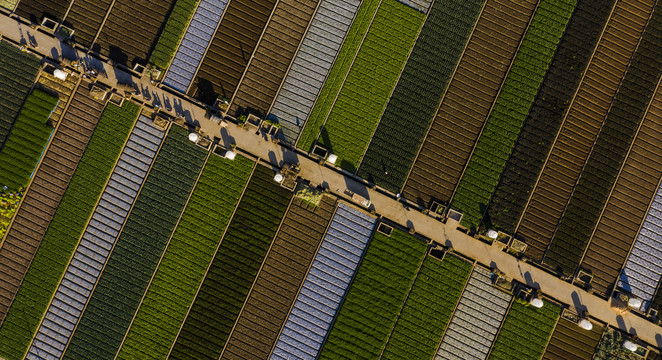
594 328 643 360
311 0 425 171
451 0 576 229
94 0 178 66
0 0 17 11
381 254 472 360
25 114 165 360
357 0 485 192
14 0 70 23
169 165 292 360
271 203 376 360
0 102 138 360
0 81 104 326
229 0 319 117
148 0 200 69
63 0 113 48
516 0 654 262
119 154 254 360
402 0 538 207
220 195 336 360
188 0 278 104
36 71 79 125
61 125 206 360
484 0 616 233
269 0 361 144
543 318 603 360
488 300 560 360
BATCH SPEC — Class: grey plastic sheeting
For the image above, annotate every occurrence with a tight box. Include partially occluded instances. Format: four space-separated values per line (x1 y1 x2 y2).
270 203 375 360
26 116 165 360
163 0 229 93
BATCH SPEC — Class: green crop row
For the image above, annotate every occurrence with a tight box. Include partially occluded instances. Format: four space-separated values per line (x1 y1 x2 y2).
296 0 382 152
169 165 292 360
0 89 58 190
358 0 484 192
117 153 254 360
0 102 139 360
381 254 472 360
313 0 425 172
450 0 577 229
318 227 427 360
63 125 207 360
149 0 200 69
489 300 560 360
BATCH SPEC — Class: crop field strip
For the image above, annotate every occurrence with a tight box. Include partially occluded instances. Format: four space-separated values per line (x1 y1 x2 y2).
0 102 139 360
434 267 512 360
162 0 229 93
228 0 320 117
357 0 485 192
36 71 80 125
483 0 617 234
61 0 113 48
58 125 206 360
542 318 603 360
23 113 165 360
402 0 538 207
187 0 278 103
317 227 428 360
93 0 178 66
544 8 662 275
147 0 201 69
593 327 642 360
118 153 255 360
271 203 376 360
219 195 336 360
14 0 70 23
308 0 425 172
269 0 361 145
0 81 104 325
380 254 473 360
168 165 292 360
487 300 560 360
0 0 16 11
516 0 655 262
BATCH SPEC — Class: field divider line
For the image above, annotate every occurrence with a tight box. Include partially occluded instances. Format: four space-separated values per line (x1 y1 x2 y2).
112 144 213 360
164 157 259 359
398 0 488 196
483 290 516 360
87 0 120 53
58 0 77 31
537 310 564 358
55 120 174 358
158 0 203 79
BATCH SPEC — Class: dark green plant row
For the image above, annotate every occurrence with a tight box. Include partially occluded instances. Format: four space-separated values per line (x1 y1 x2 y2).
357 0 485 193
0 102 139 360
483 0 616 233
450 0 577 229
381 254 472 360
318 227 427 360
545 8 662 275
488 300 560 360
63 125 207 360
117 154 254 360
169 164 292 360
149 0 200 69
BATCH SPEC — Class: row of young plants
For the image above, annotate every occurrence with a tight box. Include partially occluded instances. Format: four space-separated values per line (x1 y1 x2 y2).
450 0 577 229
116 154 254 360
317 227 427 360
381 254 472 360
168 165 292 360
545 10 662 275
0 102 139 360
357 0 485 192
0 89 58 190
488 299 560 360
62 125 208 360
149 0 200 69
296 0 382 152
483 0 616 233
314 0 425 172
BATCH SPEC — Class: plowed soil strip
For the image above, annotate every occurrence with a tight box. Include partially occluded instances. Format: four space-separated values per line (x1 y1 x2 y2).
14 0 71 23
542 318 603 360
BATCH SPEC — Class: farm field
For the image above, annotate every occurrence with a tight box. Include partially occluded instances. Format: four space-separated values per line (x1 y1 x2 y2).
62 0 113 48
594 328 646 360
543 318 603 360
14 0 70 23
0 0 16 11
0 102 138 360
381 254 472 360
36 70 79 125
61 125 207 360
168 165 292 360
357 0 485 192
516 0 655 262
484 0 616 233
450 0 577 229
148 0 200 69
402 0 538 207
118 154 254 360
